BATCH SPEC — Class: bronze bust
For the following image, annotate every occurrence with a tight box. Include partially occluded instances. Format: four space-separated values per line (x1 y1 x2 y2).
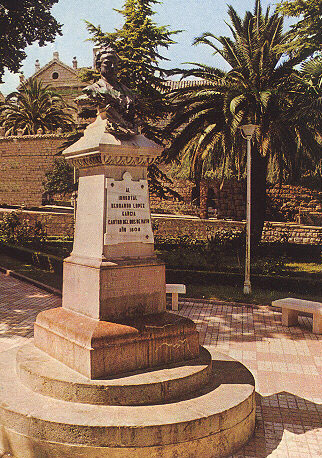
77 46 138 138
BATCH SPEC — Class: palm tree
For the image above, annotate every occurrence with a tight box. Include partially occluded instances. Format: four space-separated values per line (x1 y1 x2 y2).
163 0 321 243
0 78 75 135
285 56 322 184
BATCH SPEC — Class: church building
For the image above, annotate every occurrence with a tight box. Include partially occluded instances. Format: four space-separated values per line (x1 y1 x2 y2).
19 51 88 112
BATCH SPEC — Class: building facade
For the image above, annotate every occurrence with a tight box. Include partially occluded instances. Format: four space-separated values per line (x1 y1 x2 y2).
19 51 88 114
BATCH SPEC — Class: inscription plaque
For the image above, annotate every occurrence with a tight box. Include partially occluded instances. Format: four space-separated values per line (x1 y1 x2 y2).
104 172 154 245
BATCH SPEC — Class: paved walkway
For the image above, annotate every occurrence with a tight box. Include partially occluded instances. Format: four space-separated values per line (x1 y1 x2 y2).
0 272 320 458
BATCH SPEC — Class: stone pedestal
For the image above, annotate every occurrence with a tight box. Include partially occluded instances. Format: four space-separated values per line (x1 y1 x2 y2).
33 115 199 378
0 115 255 457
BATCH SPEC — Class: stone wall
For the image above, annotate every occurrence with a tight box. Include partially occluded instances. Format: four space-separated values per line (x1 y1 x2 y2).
2 136 320 226
151 165 322 224
262 221 322 246
1 208 320 246
154 217 322 245
153 215 245 240
0 134 66 207
150 178 199 216
267 184 322 223
152 176 322 224
0 208 74 238
199 179 245 220
150 167 245 220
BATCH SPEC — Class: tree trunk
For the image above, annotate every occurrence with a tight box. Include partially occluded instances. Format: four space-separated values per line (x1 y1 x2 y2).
250 145 268 247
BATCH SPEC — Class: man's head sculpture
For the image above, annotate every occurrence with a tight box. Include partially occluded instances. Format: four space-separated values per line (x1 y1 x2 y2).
77 45 138 138
95 46 120 80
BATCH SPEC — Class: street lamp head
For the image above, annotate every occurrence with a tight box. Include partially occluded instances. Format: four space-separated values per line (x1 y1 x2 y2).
239 124 257 139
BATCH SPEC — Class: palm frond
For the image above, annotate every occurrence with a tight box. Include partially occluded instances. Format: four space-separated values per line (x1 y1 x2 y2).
161 0 321 190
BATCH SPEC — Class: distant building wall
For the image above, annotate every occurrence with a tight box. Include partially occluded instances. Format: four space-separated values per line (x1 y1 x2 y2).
19 52 88 121
32 60 86 108
0 134 66 207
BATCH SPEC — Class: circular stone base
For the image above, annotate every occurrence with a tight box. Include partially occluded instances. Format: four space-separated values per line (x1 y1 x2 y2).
0 344 256 458
16 343 212 405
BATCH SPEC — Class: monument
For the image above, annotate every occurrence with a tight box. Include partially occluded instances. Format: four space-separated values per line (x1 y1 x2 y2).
0 47 255 457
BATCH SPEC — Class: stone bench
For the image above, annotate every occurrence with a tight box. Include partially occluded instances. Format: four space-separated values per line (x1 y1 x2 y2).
272 298 322 334
166 284 186 311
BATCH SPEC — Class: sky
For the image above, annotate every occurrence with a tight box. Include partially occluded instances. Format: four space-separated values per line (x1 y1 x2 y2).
0 0 281 95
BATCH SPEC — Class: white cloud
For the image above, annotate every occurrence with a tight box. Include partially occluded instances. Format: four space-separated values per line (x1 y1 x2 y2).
0 70 20 96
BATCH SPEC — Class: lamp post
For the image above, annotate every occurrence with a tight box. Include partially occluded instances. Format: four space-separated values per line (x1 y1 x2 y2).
239 124 257 295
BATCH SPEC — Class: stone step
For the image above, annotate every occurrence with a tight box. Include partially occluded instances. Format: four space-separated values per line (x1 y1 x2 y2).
0 346 255 458
17 342 212 406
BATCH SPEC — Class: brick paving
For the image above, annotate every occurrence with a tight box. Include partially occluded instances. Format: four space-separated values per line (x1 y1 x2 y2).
0 272 321 457
179 299 321 457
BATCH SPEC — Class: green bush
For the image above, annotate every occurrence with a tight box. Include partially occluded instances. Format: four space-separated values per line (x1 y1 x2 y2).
155 230 246 271
43 158 75 201
155 235 212 269
204 229 245 267
157 248 212 270
206 229 245 251
0 212 46 248
254 256 287 275
154 235 205 251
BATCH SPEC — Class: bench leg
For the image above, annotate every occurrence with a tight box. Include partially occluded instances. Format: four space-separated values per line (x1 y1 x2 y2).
282 309 299 327
171 293 179 311
312 312 322 334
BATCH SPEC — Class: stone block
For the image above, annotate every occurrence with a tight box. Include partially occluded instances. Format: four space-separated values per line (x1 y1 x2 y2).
34 307 200 378
62 257 166 321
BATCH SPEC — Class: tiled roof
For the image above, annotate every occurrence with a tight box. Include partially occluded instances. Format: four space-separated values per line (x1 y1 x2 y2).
161 79 205 93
